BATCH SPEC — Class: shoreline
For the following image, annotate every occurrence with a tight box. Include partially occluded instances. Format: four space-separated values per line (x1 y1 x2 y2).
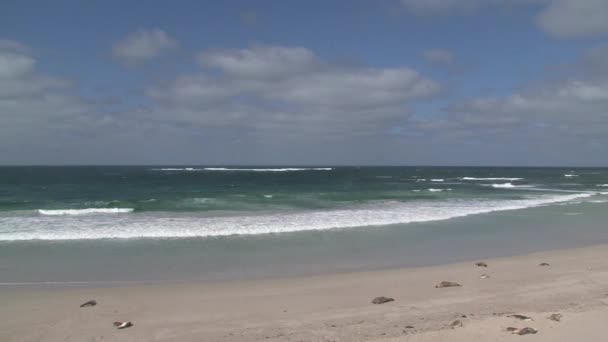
3 244 608 341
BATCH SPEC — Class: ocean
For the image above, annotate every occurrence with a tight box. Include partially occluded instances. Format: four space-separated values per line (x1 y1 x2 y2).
1 166 608 285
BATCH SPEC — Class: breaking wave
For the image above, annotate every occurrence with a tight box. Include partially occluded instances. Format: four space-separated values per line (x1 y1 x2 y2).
1 193 591 241
489 183 533 189
37 208 134 216
461 177 523 181
152 167 333 172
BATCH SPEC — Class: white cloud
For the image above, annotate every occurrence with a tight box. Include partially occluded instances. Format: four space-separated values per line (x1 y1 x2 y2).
422 49 455 64
440 43 608 144
537 0 608 38
400 0 546 15
111 28 178 65
401 0 608 38
199 46 319 80
0 41 94 158
146 45 440 138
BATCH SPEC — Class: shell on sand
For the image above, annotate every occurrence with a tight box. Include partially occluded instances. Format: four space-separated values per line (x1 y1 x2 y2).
371 296 394 304
79 300 97 307
516 327 538 335
506 327 538 335
509 314 534 321
113 322 134 329
548 313 562 322
449 320 463 329
435 281 462 288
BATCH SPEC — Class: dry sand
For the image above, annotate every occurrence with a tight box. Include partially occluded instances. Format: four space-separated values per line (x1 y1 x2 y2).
2 244 608 341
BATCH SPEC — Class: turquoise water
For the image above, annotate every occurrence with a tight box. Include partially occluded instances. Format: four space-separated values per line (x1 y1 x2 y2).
0 166 607 284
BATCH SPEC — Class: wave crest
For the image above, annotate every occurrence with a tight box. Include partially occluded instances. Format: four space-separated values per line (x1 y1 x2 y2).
38 208 134 216
462 177 523 181
3 193 591 241
152 167 333 172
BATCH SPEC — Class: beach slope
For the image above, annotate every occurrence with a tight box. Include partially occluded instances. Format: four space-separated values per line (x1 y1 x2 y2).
2 245 608 341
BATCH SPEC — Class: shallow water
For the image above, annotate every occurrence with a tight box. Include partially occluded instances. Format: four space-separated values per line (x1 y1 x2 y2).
1 166 607 285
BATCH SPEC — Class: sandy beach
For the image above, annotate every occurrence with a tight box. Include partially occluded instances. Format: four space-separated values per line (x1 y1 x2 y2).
2 244 608 341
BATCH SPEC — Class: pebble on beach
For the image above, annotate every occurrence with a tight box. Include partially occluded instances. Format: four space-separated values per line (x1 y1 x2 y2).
435 281 462 288
79 300 97 307
372 296 394 304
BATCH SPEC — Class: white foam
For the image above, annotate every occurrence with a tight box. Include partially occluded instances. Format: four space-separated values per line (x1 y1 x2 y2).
152 168 204 171
2 193 591 241
564 174 579 177
203 168 333 172
430 179 444 182
37 208 134 216
597 184 608 187
461 177 523 181
264 194 273 198
151 167 333 172
491 183 516 188
488 183 535 189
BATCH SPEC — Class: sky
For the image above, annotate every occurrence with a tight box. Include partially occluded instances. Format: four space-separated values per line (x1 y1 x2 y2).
1 0 608 166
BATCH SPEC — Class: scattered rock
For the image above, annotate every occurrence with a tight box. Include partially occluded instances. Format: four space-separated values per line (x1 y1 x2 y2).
80 300 97 307
372 296 394 304
405 325 415 329
435 281 461 288
548 313 562 322
509 314 533 321
516 327 538 335
539 262 550 266
475 262 488 267
449 320 463 329
507 327 538 335
480 274 490 279
113 322 133 329
461 315 467 318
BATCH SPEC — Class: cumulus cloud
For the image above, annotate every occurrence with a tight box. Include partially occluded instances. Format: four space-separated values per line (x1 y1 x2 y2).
0 41 96 161
111 28 178 65
537 0 608 38
400 0 546 16
422 49 455 64
401 0 608 38
436 43 608 149
144 45 440 138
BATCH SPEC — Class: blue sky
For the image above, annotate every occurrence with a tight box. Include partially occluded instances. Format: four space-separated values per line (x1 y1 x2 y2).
1 0 608 165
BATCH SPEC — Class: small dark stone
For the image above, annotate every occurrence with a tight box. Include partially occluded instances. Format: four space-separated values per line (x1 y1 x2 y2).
449 320 463 329
509 314 533 321
539 262 550 266
405 325 415 329
372 296 394 304
475 262 488 267
506 327 518 332
435 281 461 288
80 300 97 307
517 327 538 335
548 313 562 322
